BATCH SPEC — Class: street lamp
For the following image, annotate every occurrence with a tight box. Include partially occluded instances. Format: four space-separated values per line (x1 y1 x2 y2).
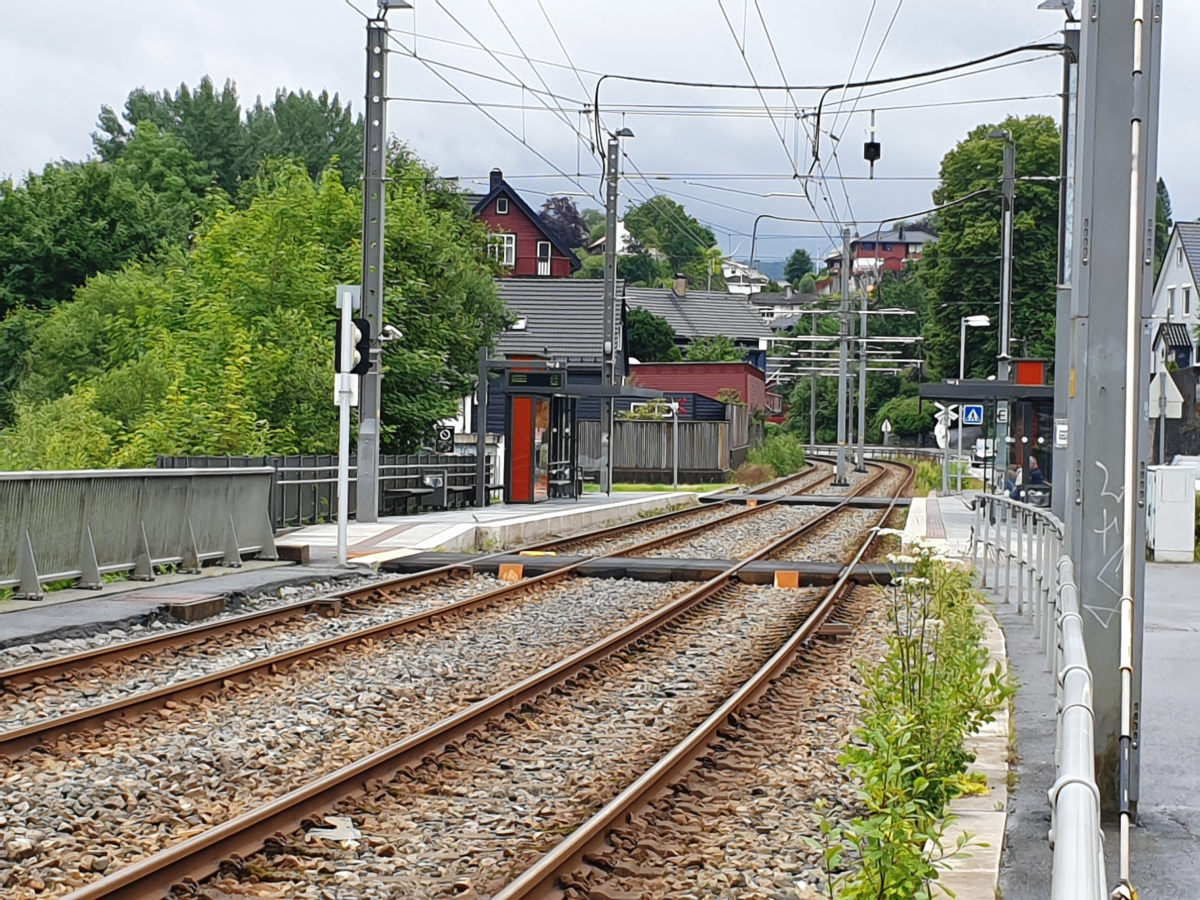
959 314 992 380
955 314 991 493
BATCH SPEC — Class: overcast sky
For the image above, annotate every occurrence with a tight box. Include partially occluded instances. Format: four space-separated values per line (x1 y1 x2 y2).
3 1 1197 263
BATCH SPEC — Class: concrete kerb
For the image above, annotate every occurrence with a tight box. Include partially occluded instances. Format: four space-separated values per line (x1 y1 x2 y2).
475 493 699 548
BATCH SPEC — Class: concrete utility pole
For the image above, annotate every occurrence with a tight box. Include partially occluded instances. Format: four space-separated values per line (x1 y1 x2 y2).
834 227 852 485
990 129 1016 476
1053 25 1081 521
356 16 389 523
1065 0 1161 824
599 133 623 493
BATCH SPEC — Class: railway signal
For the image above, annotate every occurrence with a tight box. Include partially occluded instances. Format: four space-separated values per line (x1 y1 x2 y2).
335 318 371 376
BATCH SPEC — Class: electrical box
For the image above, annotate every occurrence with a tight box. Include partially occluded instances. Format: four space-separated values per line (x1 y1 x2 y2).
1146 465 1196 563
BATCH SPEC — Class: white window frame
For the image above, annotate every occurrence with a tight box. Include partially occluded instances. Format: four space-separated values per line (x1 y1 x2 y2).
536 240 552 276
1187 285 1193 317
496 197 509 215
1169 287 1177 318
488 233 516 267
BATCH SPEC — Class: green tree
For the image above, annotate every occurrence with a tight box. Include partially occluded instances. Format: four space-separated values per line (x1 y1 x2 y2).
1 152 506 468
624 195 723 288
0 152 202 315
921 115 1061 379
627 308 680 362
873 395 934 437
539 196 589 249
784 248 815 283
797 272 817 293
94 78 363 196
1156 177 1173 280
684 334 743 362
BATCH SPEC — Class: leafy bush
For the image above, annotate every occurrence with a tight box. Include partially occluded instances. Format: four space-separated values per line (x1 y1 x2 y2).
747 433 807 478
913 460 942 496
735 462 775 485
813 542 1012 898
874 395 934 437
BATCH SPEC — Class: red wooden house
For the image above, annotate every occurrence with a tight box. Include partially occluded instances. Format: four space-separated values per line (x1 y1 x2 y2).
472 169 582 278
630 361 772 412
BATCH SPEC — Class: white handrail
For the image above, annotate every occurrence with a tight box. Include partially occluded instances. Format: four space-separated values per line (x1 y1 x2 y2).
973 493 1106 900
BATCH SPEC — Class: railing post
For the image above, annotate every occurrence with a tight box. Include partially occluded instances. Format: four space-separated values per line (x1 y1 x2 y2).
993 499 1005 591
1016 508 1027 615
1004 504 1014 604
973 496 984 571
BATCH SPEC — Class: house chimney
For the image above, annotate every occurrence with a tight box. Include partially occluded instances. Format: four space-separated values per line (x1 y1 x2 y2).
784 284 794 299
490 168 503 190
673 273 687 297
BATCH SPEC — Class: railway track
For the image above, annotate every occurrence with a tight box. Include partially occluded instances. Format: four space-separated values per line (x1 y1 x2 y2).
0 460 843 748
10 459 911 900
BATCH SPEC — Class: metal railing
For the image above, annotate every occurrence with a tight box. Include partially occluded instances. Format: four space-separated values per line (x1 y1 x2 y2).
973 493 1106 900
158 454 495 529
1 468 277 600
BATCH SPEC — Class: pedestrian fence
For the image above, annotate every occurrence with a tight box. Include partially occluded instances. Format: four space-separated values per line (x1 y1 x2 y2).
156 454 496 530
1 468 277 600
973 493 1107 900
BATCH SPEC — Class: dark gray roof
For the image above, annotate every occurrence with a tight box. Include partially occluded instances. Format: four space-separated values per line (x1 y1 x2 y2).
493 279 621 363
1177 222 1200 284
625 287 773 345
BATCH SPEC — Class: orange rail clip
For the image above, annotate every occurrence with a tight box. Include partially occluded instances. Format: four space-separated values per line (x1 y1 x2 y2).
498 563 525 582
747 499 758 508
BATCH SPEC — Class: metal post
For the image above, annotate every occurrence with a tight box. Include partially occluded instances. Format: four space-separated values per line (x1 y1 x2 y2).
809 312 818 446
1016 510 1025 615
600 135 621 494
475 346 489 508
672 401 679 491
979 497 990 588
336 288 358 567
356 17 389 524
1065 0 1159 821
941 407 952 496
1004 507 1013 604
834 227 851 485
856 278 868 472
994 131 1016 477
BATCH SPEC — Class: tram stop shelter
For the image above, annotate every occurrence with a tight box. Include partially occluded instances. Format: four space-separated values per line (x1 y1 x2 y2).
919 379 1056 489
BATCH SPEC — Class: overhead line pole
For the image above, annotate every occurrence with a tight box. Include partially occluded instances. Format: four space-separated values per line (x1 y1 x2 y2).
834 226 851 485
855 269 869 472
600 133 623 494
1065 0 1160 828
356 16 390 523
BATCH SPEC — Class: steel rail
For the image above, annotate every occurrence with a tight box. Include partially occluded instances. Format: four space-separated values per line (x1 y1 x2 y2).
0 461 838 757
54 461 910 900
492 462 913 899
519 460 832 555
0 462 830 691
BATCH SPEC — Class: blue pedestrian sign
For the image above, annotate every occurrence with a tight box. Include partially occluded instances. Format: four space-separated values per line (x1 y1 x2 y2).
963 404 984 427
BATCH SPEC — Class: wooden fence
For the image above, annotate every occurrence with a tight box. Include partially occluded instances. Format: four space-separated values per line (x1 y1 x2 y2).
579 418 753 483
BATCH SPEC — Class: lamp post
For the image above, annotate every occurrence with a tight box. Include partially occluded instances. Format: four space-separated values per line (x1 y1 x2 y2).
987 128 1015 477
957 314 991 492
959 314 992 380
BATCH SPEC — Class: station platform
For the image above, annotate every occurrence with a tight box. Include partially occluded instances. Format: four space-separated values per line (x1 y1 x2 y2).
906 491 1200 898
0 490 697 649
276 490 699 566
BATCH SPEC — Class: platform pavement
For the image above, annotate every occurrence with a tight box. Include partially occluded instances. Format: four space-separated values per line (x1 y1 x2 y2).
278 490 699 566
907 491 1200 899
0 490 697 649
